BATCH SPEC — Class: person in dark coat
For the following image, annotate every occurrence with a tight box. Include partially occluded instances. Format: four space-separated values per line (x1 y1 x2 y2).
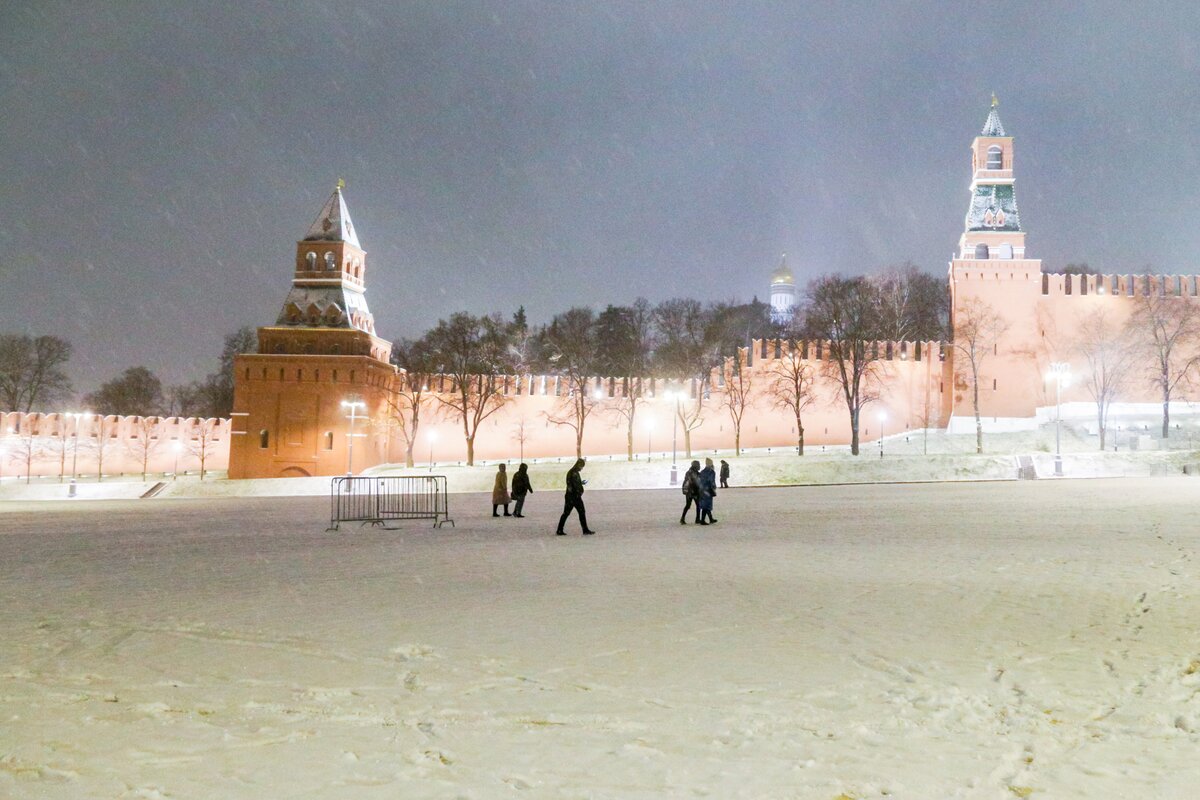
492 464 511 517
719 459 730 489
555 458 594 535
511 463 533 518
698 457 717 525
680 460 701 524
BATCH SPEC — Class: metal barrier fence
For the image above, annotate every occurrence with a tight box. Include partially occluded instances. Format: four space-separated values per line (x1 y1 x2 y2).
328 475 455 531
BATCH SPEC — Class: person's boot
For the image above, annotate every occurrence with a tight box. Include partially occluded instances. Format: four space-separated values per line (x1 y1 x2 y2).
555 530 566 535
582 529 596 535
680 516 687 524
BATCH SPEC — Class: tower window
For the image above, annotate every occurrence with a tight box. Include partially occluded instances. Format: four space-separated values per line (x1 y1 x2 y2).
974 243 989 259
986 145 1003 169
324 431 334 450
325 251 336 271
305 251 316 270
259 429 269 449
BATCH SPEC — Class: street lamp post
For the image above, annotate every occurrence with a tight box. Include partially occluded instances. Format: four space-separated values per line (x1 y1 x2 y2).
878 411 886 459
172 440 183 480
427 428 437 471
341 399 366 476
1048 362 1071 477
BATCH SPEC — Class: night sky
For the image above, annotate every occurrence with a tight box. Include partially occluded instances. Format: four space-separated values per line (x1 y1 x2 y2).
3 2 1199 394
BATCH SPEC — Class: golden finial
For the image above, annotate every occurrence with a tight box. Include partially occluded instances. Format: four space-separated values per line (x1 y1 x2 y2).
336 178 346 190
991 93 999 108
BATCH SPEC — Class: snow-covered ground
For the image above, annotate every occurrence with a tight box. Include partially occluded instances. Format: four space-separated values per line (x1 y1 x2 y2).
2 480 1199 798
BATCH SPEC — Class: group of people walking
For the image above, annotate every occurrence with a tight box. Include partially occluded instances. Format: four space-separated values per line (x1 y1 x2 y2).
680 458 727 525
491 456 731 534
491 462 533 518
492 458 595 535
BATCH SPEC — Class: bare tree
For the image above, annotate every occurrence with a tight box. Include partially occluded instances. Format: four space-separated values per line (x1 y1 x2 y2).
510 413 533 461
654 299 718 457
425 313 511 466
8 427 40 484
87 415 119 482
950 297 1009 454
1129 290 1200 438
597 300 655 461
42 417 69 482
541 308 603 458
85 366 166 417
388 339 436 467
1075 310 1138 450
719 348 754 455
607 377 645 461
916 367 941 456
0 335 73 412
804 276 884 455
766 342 816 454
126 416 163 481
871 263 949 342
188 418 221 480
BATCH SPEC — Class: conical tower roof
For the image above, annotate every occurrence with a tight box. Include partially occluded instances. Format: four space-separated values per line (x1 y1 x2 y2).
303 184 361 248
770 253 794 285
981 94 1006 137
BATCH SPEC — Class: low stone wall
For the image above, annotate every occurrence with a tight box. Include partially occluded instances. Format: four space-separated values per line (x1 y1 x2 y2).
0 412 231 481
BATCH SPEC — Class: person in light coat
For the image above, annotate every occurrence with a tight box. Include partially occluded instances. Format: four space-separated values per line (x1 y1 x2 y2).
492 463 511 517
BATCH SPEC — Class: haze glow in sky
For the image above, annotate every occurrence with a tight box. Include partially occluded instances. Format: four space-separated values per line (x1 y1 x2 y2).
2 2 1199 392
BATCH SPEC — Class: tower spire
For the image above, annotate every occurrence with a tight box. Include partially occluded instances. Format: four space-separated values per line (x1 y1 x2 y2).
982 95 1006 137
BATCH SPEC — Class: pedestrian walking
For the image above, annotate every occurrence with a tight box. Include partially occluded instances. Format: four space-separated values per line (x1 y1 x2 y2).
492 463 511 517
719 459 730 489
680 460 701 524
511 463 533 518
555 458 595 535
698 457 717 525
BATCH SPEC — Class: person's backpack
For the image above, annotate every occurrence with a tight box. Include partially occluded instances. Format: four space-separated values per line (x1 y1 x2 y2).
681 471 696 495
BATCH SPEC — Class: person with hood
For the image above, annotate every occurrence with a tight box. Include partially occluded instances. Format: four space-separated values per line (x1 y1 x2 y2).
680 460 702 524
492 463 511 517
698 457 718 525
511 463 533 518
555 458 595 535
719 459 730 489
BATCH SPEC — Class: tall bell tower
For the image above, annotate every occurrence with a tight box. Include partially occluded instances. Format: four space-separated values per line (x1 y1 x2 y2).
955 95 1032 264
228 184 397 479
947 97 1045 426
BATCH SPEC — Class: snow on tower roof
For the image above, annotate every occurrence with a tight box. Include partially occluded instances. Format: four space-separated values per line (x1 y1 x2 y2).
303 184 361 249
981 94 1006 137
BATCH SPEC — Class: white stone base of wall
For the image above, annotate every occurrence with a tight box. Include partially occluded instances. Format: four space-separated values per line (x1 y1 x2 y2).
949 401 1200 436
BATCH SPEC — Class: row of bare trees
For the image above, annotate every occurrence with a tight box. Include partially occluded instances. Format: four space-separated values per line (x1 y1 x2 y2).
951 289 1200 455
0 417 222 483
382 268 947 464
1 327 260 420
1073 293 1200 448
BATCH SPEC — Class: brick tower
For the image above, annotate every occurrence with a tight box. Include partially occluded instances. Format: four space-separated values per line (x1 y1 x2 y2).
947 96 1045 426
228 184 397 478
